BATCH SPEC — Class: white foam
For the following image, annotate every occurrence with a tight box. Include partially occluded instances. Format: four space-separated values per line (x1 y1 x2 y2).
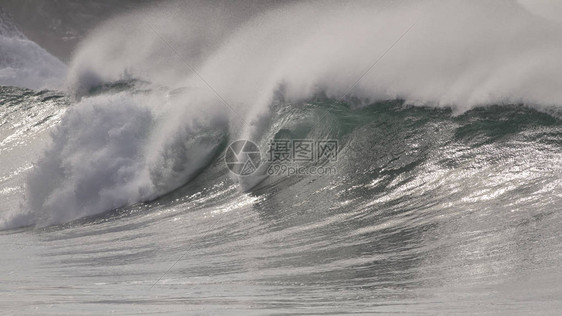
4 91 226 227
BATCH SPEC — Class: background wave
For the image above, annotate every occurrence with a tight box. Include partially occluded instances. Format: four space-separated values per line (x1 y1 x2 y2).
0 9 66 90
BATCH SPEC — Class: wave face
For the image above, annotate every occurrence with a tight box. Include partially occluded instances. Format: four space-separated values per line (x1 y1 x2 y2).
0 9 66 90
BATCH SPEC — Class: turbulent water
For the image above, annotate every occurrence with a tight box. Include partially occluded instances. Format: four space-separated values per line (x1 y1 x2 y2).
1 0 562 314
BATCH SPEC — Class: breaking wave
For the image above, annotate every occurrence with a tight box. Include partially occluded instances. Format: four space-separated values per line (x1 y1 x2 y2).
3 0 562 227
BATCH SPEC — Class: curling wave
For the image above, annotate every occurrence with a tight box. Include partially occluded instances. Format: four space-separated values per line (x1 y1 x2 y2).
4 0 562 227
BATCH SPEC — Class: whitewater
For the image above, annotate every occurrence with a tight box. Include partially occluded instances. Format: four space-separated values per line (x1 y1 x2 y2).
0 0 561 314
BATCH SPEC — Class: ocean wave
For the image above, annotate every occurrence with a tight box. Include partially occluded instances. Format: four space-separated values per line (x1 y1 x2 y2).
4 0 562 227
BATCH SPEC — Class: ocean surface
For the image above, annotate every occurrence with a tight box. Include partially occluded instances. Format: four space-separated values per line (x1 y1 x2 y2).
1 1 562 314
1 85 561 314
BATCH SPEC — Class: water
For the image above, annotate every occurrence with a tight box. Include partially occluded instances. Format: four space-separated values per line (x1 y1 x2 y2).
1 86 561 314
1 1 562 314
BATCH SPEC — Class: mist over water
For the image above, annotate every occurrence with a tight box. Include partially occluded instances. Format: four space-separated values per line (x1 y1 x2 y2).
69 0 562 109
